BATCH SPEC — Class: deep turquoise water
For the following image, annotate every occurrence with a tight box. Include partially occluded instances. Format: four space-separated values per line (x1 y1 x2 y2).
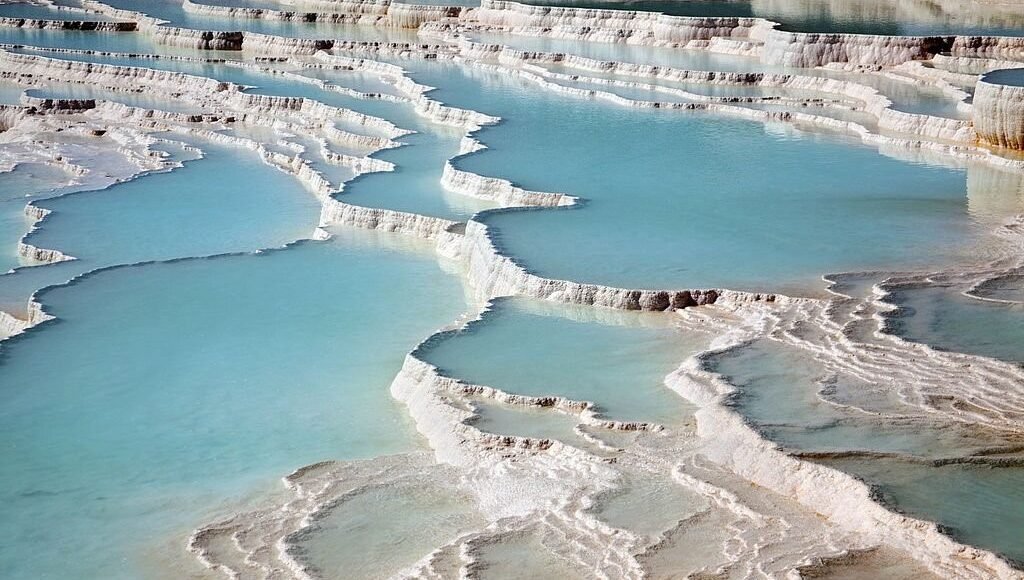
0 227 467 579
419 298 706 425
26 139 316 262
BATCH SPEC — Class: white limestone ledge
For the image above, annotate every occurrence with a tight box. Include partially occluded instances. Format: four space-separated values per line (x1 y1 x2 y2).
974 68 1024 150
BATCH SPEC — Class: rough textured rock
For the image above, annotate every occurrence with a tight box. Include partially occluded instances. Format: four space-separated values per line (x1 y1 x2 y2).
762 31 953 67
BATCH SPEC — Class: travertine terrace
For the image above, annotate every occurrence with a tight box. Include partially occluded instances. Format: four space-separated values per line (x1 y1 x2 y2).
2 0 1024 578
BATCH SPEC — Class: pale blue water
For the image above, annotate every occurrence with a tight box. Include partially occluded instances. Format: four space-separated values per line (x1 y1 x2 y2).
342 126 494 219
399 60 992 293
0 79 24 104
822 68 970 119
822 458 1024 567
536 59 967 120
883 284 1024 365
295 65 407 98
0 28 156 52
711 339 997 456
712 338 1024 566
0 138 319 314
0 1 108 21
539 64 776 97
2 7 1023 576
23 137 315 263
419 298 705 425
295 472 484 579
0 226 467 578
469 397 592 445
266 65 495 219
0 163 73 273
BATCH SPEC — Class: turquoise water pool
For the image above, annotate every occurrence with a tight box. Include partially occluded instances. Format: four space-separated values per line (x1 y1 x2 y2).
419 298 706 425
398 60 999 293
0 227 467 578
0 137 318 314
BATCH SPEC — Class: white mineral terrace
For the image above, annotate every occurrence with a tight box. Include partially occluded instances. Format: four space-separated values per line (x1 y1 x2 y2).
975 68 1024 150
2 0 1024 578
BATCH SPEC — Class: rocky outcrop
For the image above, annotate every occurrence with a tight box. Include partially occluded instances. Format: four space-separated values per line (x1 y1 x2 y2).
951 35 1024 62
762 31 953 67
21 96 96 112
151 27 245 51
17 240 74 264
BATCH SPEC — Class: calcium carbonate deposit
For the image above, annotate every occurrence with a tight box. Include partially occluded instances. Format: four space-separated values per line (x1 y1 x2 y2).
1 0 1024 578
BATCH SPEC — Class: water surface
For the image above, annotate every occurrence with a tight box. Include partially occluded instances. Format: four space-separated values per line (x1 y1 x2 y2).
0 162 73 273
0 227 467 579
399 60 996 293
420 298 706 425
884 283 1024 365
0 138 318 314
712 338 1024 565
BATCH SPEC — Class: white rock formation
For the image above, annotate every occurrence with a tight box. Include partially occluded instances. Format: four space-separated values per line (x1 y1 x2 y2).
975 69 1024 150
